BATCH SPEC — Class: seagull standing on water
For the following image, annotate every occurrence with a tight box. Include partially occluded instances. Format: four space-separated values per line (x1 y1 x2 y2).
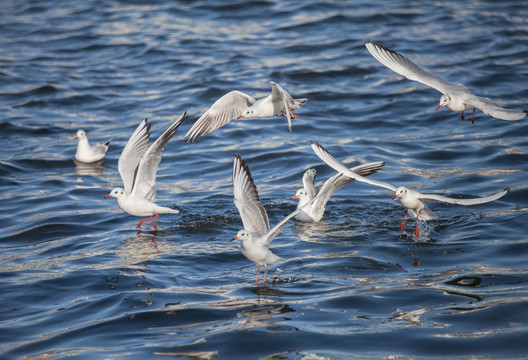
292 161 385 223
74 129 111 163
185 81 307 142
104 114 185 230
365 40 527 124
311 141 510 237
232 154 330 285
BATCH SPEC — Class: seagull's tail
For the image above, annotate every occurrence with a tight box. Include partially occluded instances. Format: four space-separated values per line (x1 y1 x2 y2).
291 98 308 110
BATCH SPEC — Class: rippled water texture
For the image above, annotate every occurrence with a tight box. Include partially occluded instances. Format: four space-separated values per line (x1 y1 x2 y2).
1 1 528 359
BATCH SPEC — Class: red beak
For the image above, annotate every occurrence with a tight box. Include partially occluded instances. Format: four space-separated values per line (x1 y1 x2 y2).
435 104 443 111
237 115 244 119
291 195 299 200
392 194 399 200
104 194 112 199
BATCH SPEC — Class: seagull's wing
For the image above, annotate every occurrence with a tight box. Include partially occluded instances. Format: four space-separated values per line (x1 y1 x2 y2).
365 40 459 95
312 161 386 212
302 169 318 200
464 95 527 121
92 139 111 158
185 91 255 142
131 113 185 201
311 141 397 192
118 119 152 194
270 81 293 131
417 187 510 205
233 154 270 237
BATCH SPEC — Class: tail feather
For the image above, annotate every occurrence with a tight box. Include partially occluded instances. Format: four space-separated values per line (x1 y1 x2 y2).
291 98 308 110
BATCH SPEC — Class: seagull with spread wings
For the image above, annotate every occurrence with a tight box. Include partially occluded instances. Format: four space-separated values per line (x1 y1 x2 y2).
185 81 307 142
292 161 385 223
311 141 510 236
365 40 527 124
104 114 185 230
232 153 334 285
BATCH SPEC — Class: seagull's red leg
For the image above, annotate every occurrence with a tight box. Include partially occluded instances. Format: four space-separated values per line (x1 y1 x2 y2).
137 216 151 228
281 110 299 119
151 212 159 230
400 210 407 231
262 266 268 285
255 265 260 285
471 108 475 124
414 213 420 237
461 111 464 121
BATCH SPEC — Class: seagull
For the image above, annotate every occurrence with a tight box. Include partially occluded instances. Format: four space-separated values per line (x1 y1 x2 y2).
365 40 527 124
74 129 111 163
232 153 331 285
292 161 386 222
311 141 510 236
185 81 307 142
104 114 185 230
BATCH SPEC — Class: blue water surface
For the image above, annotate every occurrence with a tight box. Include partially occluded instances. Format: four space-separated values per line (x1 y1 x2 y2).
1 1 528 359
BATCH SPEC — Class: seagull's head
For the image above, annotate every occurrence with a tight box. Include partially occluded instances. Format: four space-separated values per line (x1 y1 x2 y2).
291 189 307 201
104 187 125 199
436 94 450 111
232 229 250 242
237 108 256 119
392 186 408 200
75 130 86 140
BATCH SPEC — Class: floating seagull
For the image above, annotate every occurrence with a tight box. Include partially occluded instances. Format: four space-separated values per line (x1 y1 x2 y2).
292 161 385 222
185 81 307 142
365 40 527 124
232 153 330 285
311 141 510 236
104 114 185 230
74 129 111 163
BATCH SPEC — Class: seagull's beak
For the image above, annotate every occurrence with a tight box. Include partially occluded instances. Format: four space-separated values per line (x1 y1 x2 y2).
392 194 399 200
231 236 239 242
75 136 79 140
237 115 244 119
104 194 112 199
435 104 443 111
291 195 299 200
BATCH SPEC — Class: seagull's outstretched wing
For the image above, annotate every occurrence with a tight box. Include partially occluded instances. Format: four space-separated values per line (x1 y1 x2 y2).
365 40 461 95
313 161 386 211
185 91 255 142
302 168 317 200
131 113 185 201
418 188 510 205
118 119 151 194
311 141 396 192
270 81 294 131
233 154 270 237
464 96 527 121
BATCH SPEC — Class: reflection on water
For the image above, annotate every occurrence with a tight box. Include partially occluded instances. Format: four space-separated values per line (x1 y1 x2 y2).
116 231 163 269
74 159 105 175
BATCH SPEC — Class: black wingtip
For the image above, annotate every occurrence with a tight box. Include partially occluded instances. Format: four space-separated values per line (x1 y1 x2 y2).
310 140 327 152
365 39 378 45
